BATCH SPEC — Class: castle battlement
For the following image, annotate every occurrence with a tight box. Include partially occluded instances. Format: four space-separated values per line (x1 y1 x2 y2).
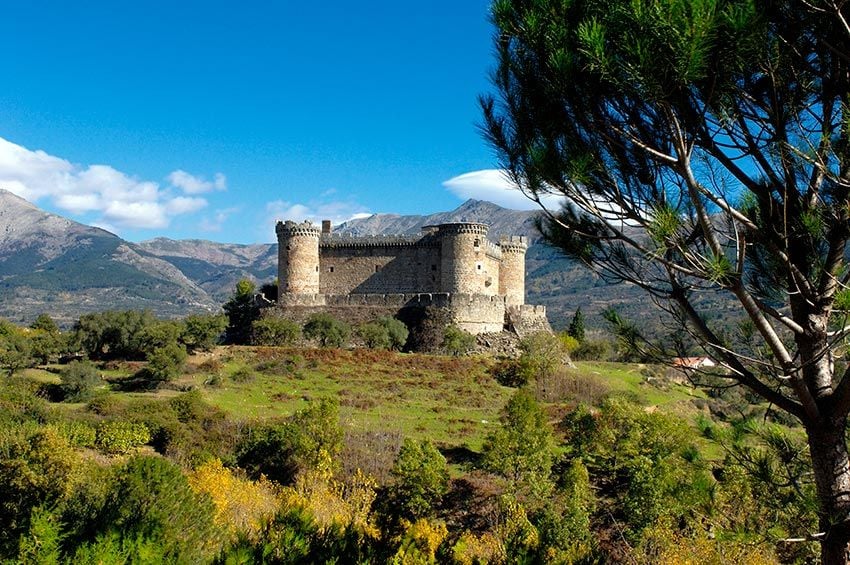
274 218 550 335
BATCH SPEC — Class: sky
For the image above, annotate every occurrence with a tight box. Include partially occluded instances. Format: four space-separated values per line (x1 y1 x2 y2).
0 1 542 244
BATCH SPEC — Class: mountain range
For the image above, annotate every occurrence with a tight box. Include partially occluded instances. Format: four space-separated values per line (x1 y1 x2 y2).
0 189 656 331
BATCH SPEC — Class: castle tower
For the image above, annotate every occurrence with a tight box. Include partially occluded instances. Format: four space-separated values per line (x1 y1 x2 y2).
499 236 527 305
276 220 321 294
437 223 489 294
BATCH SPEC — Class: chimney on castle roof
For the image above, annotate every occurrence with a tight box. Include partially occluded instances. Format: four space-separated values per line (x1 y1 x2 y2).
321 220 332 234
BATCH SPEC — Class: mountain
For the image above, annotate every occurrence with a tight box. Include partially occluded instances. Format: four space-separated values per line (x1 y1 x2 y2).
0 190 217 326
0 193 671 332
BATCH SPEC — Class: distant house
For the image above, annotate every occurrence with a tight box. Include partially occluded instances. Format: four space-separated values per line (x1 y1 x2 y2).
672 356 717 369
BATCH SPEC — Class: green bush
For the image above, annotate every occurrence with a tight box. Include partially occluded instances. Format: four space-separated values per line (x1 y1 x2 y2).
48 421 97 448
379 317 409 351
518 331 567 380
181 314 226 352
357 322 391 349
571 339 611 361
145 343 188 382
389 439 450 520
303 313 350 348
442 325 475 356
491 356 537 388
252 317 301 346
95 421 151 454
59 360 102 402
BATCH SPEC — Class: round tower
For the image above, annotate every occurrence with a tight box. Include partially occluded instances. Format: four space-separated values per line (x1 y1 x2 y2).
276 220 321 294
438 223 489 294
499 236 527 305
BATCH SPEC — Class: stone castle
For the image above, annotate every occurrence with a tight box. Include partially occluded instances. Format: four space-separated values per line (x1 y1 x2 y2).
273 219 550 335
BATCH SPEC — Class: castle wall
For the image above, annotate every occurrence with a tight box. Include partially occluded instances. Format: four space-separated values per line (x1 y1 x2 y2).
273 292 507 335
318 242 441 295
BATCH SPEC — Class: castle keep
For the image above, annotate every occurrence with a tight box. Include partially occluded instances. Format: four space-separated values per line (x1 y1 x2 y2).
274 220 550 335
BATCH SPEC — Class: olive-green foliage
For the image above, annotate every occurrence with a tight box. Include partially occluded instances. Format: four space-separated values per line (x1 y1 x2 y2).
389 439 449 520
533 459 596 562
223 279 260 345
570 338 611 361
357 316 409 350
16 506 63 565
95 421 151 454
138 320 183 355
237 398 343 484
97 455 222 561
48 421 96 449
181 314 226 352
483 390 555 497
380 317 409 351
0 425 79 555
144 342 188 383
303 313 350 348
442 325 475 356
562 399 708 538
491 356 537 388
252 316 301 346
0 319 34 376
520 331 566 379
357 322 391 350
73 310 157 360
59 360 102 402
28 315 63 365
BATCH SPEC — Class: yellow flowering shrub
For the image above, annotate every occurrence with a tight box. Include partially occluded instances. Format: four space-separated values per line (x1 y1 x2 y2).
187 458 280 539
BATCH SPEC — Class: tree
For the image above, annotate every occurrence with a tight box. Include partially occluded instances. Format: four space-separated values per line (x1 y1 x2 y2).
389 439 450 520
482 0 850 560
303 313 350 348
482 390 555 498
181 314 226 352
252 316 300 346
223 279 260 345
566 308 585 343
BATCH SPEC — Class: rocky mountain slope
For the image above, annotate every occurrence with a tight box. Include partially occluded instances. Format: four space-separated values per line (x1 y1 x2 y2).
0 190 217 325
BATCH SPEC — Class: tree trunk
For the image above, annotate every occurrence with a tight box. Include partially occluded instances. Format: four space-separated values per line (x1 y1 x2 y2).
808 415 850 564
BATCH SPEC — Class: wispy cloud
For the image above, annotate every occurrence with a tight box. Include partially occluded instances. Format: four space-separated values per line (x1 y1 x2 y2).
264 196 371 237
0 136 215 231
167 169 227 194
442 169 564 211
199 207 240 233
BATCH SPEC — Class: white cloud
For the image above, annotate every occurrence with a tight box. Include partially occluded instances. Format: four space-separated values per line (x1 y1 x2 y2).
0 136 211 230
199 207 240 233
166 169 227 194
442 169 565 211
264 197 371 236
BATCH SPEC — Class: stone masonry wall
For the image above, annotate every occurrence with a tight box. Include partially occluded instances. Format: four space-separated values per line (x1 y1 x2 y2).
319 242 442 295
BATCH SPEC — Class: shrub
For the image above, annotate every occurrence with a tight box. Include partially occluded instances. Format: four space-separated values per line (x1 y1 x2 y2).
59 360 102 402
145 342 188 383
95 421 151 454
181 314 226 352
253 317 301 346
571 339 611 361
48 421 97 448
442 325 475 356
491 357 537 388
357 322 391 349
406 307 451 353
389 439 450 520
303 314 350 348
518 331 566 380
379 317 409 351
231 366 255 383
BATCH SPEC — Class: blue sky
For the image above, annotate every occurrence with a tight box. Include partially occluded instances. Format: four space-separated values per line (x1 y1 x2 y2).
0 1 541 243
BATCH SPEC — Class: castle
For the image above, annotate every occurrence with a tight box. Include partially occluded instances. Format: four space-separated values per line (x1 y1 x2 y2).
273 219 550 335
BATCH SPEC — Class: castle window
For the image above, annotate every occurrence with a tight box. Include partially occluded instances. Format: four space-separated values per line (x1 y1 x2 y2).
474 239 480 248
477 263 482 270
286 245 291 250
315 266 319 272
329 266 334 273
375 265 380 272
